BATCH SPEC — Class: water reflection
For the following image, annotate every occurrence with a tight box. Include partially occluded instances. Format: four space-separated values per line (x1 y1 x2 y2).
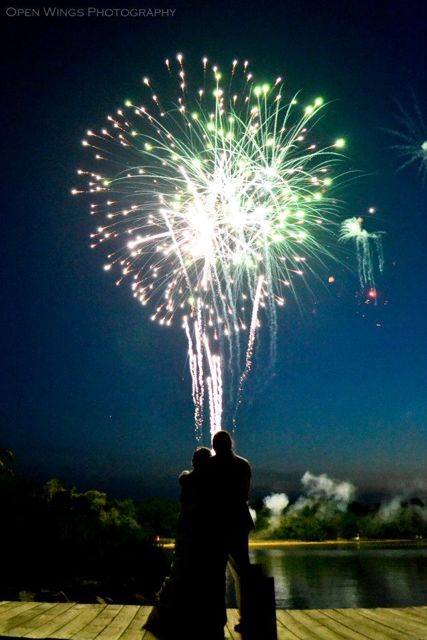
226 543 427 609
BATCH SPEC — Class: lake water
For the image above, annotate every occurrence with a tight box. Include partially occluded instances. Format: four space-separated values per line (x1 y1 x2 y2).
225 542 427 609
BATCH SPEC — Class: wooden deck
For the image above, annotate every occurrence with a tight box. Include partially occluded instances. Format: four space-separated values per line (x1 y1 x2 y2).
0 602 426 640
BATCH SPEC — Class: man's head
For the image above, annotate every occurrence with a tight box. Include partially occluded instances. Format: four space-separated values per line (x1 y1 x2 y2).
212 430 233 455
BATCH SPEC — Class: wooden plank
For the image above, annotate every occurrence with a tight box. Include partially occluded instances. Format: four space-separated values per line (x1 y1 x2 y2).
23 604 89 638
121 606 152 640
8 603 74 637
404 607 427 620
0 602 23 610
289 609 359 640
0 601 28 616
384 607 427 634
277 609 325 640
72 605 124 640
358 607 427 636
332 608 413 640
0 602 43 628
275 611 303 640
3 602 61 635
321 609 390 640
391 607 427 622
407 606 427 621
1 603 427 640
289 610 352 640
0 603 56 635
138 606 235 640
96 605 139 640
227 606 290 640
51 604 106 639
311 609 376 640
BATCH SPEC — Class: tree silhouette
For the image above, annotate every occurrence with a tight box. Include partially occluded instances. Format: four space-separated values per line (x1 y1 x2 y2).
0 448 14 475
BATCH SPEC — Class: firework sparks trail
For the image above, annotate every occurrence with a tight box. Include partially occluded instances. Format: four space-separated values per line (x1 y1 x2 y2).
203 335 223 433
233 275 264 426
339 217 385 289
74 54 376 440
244 276 265 383
385 93 427 184
183 315 203 430
194 299 205 427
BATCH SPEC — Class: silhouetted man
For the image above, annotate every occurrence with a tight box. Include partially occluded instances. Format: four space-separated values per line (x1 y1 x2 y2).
209 430 254 633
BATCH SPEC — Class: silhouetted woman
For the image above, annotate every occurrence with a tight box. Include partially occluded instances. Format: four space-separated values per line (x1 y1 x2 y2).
144 447 226 640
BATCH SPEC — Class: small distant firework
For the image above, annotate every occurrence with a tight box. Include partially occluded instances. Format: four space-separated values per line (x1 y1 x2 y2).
75 54 356 439
339 217 384 290
387 93 427 184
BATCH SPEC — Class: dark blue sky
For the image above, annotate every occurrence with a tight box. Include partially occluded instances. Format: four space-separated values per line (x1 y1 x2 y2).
1 0 426 500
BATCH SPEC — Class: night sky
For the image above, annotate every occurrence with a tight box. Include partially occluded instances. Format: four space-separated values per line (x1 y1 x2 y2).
1 0 426 500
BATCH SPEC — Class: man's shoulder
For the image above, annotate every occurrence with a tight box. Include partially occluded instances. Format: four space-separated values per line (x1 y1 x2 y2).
210 452 249 462
233 453 251 468
211 452 251 474
235 456 251 480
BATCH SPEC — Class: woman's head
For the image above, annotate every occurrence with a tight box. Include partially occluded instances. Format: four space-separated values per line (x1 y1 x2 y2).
192 446 212 468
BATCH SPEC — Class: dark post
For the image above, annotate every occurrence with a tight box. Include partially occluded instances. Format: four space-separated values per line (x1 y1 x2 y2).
240 563 277 640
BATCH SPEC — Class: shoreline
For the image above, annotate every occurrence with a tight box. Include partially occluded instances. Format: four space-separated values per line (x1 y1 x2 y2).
248 538 421 547
161 538 423 549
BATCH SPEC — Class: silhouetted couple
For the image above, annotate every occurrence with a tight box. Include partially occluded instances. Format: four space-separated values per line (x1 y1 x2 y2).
145 430 254 640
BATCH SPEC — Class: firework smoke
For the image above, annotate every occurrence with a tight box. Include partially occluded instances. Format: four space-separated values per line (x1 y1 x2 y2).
295 470 356 512
259 475 427 539
263 492 290 529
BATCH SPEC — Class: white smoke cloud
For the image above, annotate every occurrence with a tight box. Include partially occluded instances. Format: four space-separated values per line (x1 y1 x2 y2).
259 471 427 536
407 478 427 500
262 474 355 528
300 471 355 510
377 495 427 524
377 497 403 522
263 492 289 528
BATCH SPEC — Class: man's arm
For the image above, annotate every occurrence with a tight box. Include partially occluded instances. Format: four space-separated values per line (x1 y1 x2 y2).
236 456 251 500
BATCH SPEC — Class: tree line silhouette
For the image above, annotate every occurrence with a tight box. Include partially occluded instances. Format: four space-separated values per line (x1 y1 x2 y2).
0 470 177 603
1 451 425 603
